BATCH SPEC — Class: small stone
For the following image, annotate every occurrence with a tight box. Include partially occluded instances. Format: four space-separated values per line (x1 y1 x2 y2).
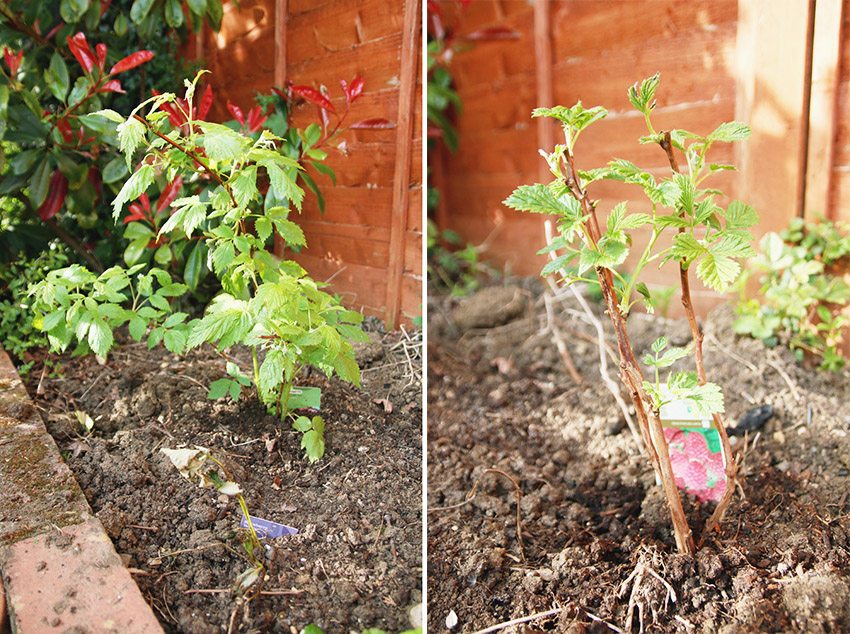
776 460 791 472
773 430 786 444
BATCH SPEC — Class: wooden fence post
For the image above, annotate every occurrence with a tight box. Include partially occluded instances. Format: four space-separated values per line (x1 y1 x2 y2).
804 0 844 221
386 0 420 328
534 0 554 182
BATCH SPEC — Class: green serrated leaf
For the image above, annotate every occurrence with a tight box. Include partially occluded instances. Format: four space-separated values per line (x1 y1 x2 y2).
207 377 231 400
199 122 247 162
708 121 751 143
113 164 155 218
696 252 741 292
300 428 325 463
87 318 113 357
628 73 660 114
116 117 145 167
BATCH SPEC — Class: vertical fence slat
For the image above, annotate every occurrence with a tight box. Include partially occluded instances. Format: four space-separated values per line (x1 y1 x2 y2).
275 0 288 88
385 0 420 328
534 0 553 182
735 0 813 234
804 0 844 221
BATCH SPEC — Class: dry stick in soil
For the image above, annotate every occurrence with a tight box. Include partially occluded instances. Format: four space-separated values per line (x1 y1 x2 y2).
428 468 526 562
544 220 636 437
658 131 738 543
561 146 695 554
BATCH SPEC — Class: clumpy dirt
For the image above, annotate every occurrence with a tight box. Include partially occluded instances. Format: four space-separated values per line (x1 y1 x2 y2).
428 279 850 633
23 321 422 633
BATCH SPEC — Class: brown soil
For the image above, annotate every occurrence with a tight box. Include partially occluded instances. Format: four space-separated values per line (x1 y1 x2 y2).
22 321 422 634
427 279 850 634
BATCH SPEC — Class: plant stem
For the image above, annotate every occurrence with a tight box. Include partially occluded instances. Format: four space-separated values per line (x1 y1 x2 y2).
132 114 239 209
563 149 695 554
659 131 738 543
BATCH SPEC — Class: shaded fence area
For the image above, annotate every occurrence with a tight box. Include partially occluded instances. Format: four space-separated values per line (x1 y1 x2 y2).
194 0 421 326
432 0 849 315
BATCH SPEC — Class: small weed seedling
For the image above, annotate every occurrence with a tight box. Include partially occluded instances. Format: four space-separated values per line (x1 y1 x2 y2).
505 74 757 553
29 71 372 460
160 446 265 594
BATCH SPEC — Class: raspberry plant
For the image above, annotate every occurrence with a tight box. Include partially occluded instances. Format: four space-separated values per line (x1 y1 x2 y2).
29 72 370 461
504 74 757 553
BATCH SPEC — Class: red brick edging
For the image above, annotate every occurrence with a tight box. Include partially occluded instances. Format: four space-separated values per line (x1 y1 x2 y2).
0 349 163 633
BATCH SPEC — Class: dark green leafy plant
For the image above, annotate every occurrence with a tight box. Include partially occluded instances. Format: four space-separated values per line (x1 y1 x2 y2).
0 0 222 270
734 216 850 370
0 243 69 373
504 74 757 554
29 72 371 460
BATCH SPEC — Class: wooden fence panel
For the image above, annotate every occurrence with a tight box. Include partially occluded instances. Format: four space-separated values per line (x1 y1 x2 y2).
197 0 422 326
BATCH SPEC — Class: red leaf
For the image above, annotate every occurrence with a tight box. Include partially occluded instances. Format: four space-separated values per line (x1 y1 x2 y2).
464 26 521 41
45 23 63 40
347 76 365 102
98 79 125 93
3 48 22 76
197 84 213 120
426 1 442 16
96 43 106 71
226 100 245 127
89 167 101 204
247 106 267 133
99 0 112 17
152 88 186 127
271 86 287 101
319 105 330 136
124 202 147 224
156 175 183 213
139 192 151 214
349 118 396 130
38 170 68 221
67 32 95 74
291 85 336 113
57 118 74 143
109 50 154 75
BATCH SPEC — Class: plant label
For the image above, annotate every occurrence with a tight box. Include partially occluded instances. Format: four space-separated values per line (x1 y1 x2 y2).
241 514 298 538
657 396 727 504
289 386 321 410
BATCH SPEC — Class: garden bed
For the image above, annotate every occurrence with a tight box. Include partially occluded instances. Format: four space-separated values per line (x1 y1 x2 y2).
427 279 850 633
21 321 422 634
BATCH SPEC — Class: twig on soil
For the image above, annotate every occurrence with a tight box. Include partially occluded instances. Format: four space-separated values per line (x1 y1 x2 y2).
77 368 108 400
764 351 801 402
585 610 624 633
127 524 158 531
185 588 230 594
259 588 304 596
542 278 584 384
704 332 758 373
674 615 695 630
543 221 639 443
427 468 526 562
177 374 209 390
468 606 564 634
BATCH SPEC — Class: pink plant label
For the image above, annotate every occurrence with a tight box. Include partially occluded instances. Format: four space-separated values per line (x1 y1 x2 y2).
659 398 727 503
241 515 298 538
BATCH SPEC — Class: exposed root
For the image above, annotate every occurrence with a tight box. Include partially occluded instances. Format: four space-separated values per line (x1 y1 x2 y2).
617 546 677 634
